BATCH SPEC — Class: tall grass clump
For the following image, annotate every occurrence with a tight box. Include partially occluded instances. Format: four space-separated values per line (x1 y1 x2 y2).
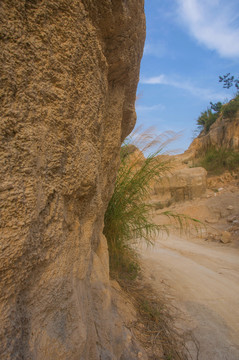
103 129 200 279
196 108 219 133
196 146 239 175
195 101 222 135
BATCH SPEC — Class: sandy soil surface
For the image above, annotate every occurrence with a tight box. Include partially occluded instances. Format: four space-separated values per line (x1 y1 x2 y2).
139 182 239 360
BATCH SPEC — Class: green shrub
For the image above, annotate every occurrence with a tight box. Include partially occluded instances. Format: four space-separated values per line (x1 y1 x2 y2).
222 94 239 119
197 108 219 133
196 147 239 175
195 102 223 135
103 130 201 279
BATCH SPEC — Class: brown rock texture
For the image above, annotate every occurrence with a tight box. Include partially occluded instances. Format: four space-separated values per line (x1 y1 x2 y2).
0 1 145 359
188 111 239 157
151 167 207 206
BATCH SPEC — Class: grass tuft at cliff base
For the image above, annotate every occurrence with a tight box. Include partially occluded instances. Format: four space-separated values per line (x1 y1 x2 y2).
103 129 202 279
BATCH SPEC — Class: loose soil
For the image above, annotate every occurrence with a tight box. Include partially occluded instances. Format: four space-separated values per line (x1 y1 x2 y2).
138 176 239 360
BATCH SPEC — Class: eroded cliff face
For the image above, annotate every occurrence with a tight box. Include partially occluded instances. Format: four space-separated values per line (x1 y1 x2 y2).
188 111 239 157
0 1 145 359
151 167 207 206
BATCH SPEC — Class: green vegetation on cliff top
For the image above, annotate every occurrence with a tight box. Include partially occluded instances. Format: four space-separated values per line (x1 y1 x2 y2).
196 74 239 134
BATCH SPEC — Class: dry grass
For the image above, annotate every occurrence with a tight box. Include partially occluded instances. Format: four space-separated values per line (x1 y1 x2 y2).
119 276 200 360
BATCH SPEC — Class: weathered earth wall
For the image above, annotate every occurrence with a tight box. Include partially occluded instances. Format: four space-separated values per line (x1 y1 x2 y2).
151 167 207 207
188 111 239 157
0 1 145 359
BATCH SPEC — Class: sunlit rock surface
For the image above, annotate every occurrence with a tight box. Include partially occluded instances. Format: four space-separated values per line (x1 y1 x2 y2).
0 1 145 359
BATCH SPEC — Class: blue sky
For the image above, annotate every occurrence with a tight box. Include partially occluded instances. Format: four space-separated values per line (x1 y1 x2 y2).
136 0 239 153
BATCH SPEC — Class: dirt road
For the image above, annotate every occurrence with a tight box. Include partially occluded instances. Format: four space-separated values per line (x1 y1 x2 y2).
139 235 239 360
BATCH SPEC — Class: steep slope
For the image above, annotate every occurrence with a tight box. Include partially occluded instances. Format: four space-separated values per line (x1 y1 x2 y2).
0 1 145 359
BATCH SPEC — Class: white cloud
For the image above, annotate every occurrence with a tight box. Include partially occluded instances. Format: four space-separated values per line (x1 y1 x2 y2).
176 0 239 58
136 104 165 112
141 74 227 100
142 75 166 85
